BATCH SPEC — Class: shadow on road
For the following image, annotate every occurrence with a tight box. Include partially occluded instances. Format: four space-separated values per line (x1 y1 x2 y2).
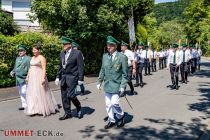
72 106 95 118
188 82 210 117
193 62 210 78
79 117 205 140
187 61 210 117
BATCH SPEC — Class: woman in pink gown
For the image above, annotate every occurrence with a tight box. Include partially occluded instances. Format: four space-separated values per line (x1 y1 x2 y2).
25 43 58 117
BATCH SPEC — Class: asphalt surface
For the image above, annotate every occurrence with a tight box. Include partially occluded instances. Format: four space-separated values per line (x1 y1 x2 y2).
0 58 210 140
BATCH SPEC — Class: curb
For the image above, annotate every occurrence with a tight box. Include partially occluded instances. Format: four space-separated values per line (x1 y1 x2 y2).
0 76 97 102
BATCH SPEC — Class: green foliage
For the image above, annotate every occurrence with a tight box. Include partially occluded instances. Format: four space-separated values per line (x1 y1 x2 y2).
0 32 61 88
184 0 210 42
136 24 148 44
156 20 184 46
30 0 154 75
154 0 192 25
183 0 210 56
0 11 19 35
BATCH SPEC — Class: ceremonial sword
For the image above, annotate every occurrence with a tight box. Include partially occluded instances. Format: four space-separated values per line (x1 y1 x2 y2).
124 95 133 110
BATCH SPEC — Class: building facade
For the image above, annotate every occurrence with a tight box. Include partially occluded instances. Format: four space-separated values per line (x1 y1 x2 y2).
1 0 40 31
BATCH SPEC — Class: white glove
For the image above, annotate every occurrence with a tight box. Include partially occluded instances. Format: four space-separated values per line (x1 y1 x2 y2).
119 88 125 97
55 78 60 86
78 81 83 85
97 84 101 90
10 71 15 77
120 88 125 93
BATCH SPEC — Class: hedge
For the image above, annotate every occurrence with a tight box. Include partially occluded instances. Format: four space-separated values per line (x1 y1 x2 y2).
0 32 62 87
0 32 104 88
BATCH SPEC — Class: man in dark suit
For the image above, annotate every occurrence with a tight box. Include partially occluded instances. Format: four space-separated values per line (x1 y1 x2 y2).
55 36 84 120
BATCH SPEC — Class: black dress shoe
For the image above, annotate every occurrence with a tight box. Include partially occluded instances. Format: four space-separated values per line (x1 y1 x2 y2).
170 85 176 89
104 122 115 129
80 90 85 96
77 110 83 119
144 74 147 76
134 83 139 87
140 83 144 87
18 107 24 111
117 115 125 128
176 85 179 90
59 114 72 120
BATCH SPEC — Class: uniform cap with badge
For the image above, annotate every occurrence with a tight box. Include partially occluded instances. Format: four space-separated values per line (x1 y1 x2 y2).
172 43 178 48
17 44 26 51
107 36 120 45
138 41 144 46
72 41 79 48
182 43 187 48
61 36 73 44
121 40 128 46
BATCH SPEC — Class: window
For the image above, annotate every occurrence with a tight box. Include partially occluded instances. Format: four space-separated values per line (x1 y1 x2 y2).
12 1 31 11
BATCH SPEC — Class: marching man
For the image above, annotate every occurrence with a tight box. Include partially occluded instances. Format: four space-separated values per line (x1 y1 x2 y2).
121 40 135 94
167 44 181 90
97 36 128 129
10 45 31 110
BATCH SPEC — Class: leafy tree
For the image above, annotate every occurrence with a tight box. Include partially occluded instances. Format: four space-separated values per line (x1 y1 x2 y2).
0 11 19 35
154 0 192 25
183 0 210 42
136 24 148 44
31 0 154 73
156 20 184 46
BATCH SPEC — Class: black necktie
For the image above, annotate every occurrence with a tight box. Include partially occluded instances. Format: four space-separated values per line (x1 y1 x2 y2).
183 51 185 62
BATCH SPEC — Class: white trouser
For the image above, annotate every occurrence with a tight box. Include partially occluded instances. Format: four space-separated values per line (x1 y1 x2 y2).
18 84 27 108
105 92 124 123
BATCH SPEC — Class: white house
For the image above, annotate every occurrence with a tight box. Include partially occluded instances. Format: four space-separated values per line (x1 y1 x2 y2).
1 0 40 31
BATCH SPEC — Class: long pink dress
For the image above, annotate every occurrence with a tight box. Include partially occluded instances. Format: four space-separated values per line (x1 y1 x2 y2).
25 58 58 117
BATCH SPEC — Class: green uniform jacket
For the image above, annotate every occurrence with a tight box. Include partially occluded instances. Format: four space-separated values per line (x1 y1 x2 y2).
98 52 128 93
12 55 31 85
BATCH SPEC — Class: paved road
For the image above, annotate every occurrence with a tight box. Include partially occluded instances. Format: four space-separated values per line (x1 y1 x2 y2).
0 59 210 140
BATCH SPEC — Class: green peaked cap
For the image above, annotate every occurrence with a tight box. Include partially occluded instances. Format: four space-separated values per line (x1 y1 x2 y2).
17 44 26 51
189 43 195 48
138 41 144 46
72 41 79 48
121 40 128 46
107 36 120 45
182 43 187 48
172 43 178 48
61 36 73 44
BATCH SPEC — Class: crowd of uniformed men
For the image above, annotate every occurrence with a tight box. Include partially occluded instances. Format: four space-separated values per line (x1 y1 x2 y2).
96 36 202 129
10 34 203 130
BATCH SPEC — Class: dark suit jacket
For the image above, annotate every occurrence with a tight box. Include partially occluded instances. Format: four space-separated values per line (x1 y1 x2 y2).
56 49 84 96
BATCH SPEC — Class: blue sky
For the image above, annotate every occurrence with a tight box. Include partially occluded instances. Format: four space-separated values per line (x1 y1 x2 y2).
155 0 177 4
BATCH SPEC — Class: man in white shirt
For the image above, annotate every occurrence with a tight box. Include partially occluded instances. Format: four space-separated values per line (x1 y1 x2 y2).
157 49 164 70
142 45 152 76
163 49 167 68
134 42 144 87
190 44 198 74
151 47 157 72
121 40 136 94
179 43 191 84
197 47 202 70
167 44 182 90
